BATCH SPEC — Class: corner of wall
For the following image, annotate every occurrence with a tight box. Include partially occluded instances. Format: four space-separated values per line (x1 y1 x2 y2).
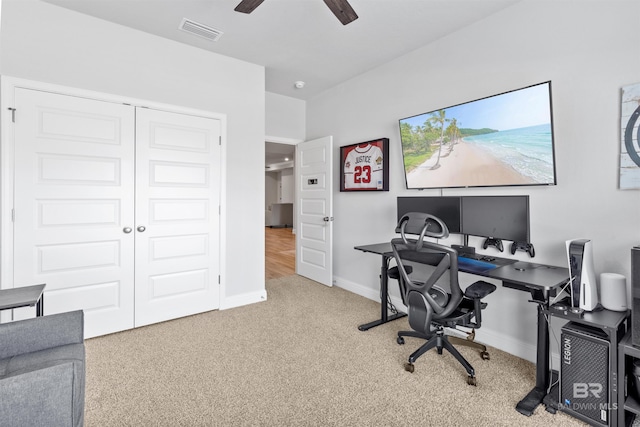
220 289 268 310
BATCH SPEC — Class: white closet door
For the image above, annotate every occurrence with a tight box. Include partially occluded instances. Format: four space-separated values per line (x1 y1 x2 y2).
134 108 221 327
13 88 136 337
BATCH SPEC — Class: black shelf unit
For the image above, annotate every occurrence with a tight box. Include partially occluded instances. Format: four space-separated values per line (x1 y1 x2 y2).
618 332 640 426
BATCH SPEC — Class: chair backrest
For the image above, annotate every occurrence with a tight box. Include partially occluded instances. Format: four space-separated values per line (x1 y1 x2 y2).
391 213 463 325
394 211 449 240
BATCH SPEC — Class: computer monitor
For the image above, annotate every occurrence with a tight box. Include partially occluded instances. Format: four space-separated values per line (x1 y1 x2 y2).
460 195 530 242
396 196 461 233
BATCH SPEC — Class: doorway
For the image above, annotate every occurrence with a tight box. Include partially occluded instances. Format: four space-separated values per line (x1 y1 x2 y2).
265 141 296 279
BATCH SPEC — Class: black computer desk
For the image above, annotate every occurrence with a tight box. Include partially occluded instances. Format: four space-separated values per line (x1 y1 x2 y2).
354 242 570 417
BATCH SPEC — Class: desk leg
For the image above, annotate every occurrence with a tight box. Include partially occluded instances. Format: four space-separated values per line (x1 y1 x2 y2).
358 253 407 331
516 291 550 416
36 294 44 317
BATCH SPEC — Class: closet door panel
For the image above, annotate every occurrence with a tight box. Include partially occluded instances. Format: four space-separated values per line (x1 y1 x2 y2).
13 88 136 337
134 108 221 327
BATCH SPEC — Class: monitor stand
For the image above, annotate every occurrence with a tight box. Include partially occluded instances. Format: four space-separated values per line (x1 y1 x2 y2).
452 235 476 256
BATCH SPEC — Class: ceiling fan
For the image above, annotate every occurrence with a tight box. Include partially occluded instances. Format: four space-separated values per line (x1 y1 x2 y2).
234 0 358 25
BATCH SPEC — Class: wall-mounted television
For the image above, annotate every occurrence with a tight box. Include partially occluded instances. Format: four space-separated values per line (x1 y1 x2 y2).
398 81 557 189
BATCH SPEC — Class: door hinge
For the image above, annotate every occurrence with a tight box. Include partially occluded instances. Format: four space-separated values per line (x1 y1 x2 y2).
219 136 222 146
7 108 16 123
218 275 221 284
11 209 15 222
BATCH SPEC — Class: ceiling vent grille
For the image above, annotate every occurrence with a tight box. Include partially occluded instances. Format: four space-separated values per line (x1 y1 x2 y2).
179 18 223 42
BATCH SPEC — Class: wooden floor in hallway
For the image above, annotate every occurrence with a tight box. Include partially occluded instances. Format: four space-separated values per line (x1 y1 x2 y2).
265 226 295 280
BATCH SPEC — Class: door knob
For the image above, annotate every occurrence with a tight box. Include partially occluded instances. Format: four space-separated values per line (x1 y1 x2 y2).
123 227 132 234
323 217 334 222
137 226 146 232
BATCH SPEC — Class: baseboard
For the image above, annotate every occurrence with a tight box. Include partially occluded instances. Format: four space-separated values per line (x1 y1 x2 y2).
334 274 543 364
470 326 538 364
335 275 382 302
219 289 267 310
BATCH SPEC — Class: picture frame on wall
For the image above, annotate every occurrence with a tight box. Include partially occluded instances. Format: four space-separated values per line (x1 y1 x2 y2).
340 138 389 192
620 82 640 189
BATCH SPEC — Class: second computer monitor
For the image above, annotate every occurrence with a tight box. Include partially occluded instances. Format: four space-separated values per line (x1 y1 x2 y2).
460 195 530 242
396 196 461 233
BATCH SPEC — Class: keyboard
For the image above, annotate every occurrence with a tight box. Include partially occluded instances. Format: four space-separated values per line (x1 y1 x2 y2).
457 255 497 272
458 253 497 262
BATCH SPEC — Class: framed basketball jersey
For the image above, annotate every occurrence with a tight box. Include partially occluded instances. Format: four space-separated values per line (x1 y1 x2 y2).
340 138 389 191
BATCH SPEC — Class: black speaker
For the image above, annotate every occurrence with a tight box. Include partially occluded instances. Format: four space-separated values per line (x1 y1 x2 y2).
632 246 640 347
560 322 611 426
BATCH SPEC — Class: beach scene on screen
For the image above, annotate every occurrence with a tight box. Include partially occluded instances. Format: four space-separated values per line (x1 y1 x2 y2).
400 83 556 189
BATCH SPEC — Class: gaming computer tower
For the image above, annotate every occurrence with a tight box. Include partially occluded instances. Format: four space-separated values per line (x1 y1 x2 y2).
560 322 613 426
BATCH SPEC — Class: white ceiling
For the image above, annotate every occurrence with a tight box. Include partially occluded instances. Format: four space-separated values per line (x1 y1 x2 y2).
42 0 519 101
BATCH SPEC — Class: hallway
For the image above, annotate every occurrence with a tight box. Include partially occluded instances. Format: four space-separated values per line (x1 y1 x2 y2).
265 227 295 280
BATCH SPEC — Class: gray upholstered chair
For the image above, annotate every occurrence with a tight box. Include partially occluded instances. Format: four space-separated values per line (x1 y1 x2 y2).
0 310 85 426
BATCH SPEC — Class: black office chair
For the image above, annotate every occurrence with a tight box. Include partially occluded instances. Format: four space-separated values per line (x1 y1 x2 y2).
391 212 496 386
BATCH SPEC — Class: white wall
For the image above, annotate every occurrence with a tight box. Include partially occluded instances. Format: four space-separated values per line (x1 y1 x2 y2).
265 172 279 206
279 168 294 203
0 0 266 305
307 0 640 362
266 92 305 141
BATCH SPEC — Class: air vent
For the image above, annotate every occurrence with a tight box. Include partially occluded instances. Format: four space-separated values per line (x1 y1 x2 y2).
179 18 223 42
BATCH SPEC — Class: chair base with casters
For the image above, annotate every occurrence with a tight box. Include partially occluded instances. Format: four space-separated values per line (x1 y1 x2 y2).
399 325 479 386
449 333 490 360
396 280 496 386
397 329 491 361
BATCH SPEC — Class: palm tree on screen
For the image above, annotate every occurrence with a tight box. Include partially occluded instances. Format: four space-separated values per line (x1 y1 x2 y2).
449 118 460 146
428 110 449 169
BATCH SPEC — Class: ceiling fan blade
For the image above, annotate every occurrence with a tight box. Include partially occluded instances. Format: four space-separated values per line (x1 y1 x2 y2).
234 0 266 14
323 0 358 25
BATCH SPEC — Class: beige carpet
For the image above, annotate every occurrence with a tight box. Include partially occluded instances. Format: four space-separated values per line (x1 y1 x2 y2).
84 275 585 426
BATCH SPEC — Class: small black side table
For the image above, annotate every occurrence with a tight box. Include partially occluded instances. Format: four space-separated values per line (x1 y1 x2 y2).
0 284 46 317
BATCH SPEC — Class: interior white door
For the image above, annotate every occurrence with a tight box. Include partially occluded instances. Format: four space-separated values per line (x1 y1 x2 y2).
134 108 221 327
295 136 333 286
13 88 136 337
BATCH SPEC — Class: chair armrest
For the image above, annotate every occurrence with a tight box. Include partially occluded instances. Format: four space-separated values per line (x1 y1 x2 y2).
463 281 496 328
464 281 496 300
0 310 83 360
387 265 413 279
